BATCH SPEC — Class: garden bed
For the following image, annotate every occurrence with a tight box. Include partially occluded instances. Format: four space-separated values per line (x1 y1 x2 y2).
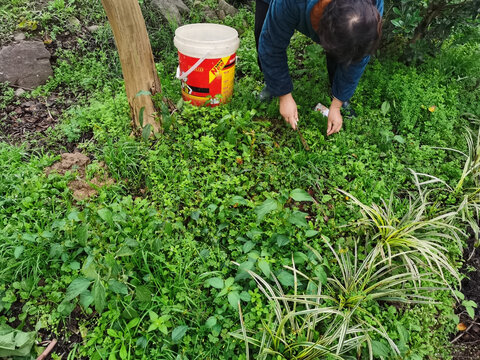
1 1 479 359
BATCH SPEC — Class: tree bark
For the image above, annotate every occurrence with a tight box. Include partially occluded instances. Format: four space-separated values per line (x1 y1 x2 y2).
101 0 161 133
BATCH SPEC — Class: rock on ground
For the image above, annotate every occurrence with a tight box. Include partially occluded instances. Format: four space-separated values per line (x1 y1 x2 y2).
218 0 238 17
0 41 53 89
203 6 218 20
86 25 100 33
151 0 189 25
13 32 26 41
14 88 26 97
203 1 238 21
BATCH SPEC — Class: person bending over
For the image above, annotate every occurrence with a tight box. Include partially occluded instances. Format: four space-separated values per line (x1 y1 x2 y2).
255 0 383 135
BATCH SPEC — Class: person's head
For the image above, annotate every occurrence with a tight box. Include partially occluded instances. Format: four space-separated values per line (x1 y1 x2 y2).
317 0 382 64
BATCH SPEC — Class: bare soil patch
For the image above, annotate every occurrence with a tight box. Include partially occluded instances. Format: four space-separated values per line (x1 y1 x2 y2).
45 152 114 200
1 95 64 141
0 90 94 154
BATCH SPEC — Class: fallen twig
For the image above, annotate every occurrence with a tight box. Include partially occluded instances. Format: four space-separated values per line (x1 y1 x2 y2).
37 339 58 360
467 247 476 262
9 84 35 91
297 129 310 151
44 97 55 122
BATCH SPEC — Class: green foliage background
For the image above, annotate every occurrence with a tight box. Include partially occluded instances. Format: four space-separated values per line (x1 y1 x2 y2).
0 0 479 359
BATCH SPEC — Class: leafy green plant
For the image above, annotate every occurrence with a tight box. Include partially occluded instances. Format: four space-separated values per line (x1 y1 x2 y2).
205 276 249 310
407 119 480 245
102 136 147 190
1 1 478 358
451 123 480 193
105 318 140 360
147 310 172 334
0 83 15 112
389 2 422 37
454 290 478 319
383 0 479 59
0 325 36 357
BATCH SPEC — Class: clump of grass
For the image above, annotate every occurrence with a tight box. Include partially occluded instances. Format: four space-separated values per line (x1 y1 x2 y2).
231 256 367 360
442 118 480 244
408 117 480 245
232 237 448 359
339 189 463 285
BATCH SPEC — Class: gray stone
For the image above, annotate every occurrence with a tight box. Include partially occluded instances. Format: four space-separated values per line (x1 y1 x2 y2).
204 7 218 20
15 88 26 97
0 41 53 89
151 0 190 25
86 25 100 33
217 9 226 20
218 0 238 17
68 16 81 28
13 32 26 41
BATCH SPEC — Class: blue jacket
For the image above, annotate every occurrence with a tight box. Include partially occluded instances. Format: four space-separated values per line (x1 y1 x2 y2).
258 0 384 101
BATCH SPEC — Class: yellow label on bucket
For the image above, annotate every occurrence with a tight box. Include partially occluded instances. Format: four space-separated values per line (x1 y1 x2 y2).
209 56 231 84
221 65 235 99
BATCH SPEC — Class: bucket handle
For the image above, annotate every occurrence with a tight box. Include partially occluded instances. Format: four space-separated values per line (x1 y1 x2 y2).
176 52 211 82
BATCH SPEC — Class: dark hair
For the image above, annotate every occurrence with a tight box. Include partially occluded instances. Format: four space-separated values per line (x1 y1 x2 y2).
317 0 382 64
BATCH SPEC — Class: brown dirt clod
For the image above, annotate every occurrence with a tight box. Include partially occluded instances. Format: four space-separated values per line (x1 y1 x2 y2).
45 152 114 200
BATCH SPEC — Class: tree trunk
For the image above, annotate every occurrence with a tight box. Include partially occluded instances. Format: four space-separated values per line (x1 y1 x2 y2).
101 0 162 133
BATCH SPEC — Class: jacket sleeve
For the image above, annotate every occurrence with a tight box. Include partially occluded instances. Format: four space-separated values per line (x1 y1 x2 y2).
331 0 384 102
258 0 299 97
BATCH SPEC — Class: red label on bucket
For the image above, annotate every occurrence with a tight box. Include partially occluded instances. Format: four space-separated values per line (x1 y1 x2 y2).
178 52 236 106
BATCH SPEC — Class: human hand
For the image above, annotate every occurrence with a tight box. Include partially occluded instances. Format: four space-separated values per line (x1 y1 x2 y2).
279 93 298 130
327 97 343 136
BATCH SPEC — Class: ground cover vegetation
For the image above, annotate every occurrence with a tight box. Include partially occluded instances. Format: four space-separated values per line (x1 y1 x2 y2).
0 0 479 359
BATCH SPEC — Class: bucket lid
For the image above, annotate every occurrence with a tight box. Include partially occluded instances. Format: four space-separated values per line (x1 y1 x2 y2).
174 23 240 59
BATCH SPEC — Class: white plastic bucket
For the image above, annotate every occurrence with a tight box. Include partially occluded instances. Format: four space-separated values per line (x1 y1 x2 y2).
174 23 240 106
